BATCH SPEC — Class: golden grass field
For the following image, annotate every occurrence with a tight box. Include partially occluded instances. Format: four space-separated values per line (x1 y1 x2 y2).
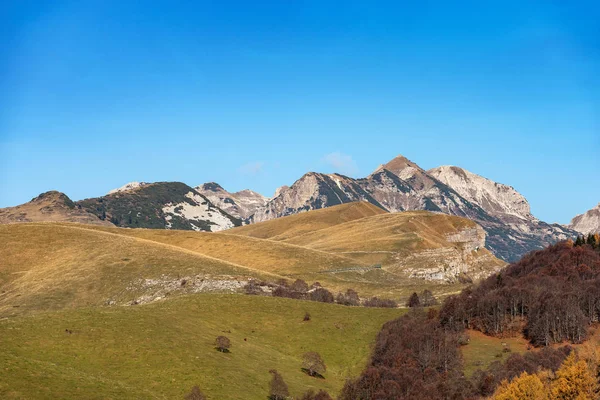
0 203 504 317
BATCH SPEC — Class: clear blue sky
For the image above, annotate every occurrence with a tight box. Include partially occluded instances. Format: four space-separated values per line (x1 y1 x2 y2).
1 1 598 224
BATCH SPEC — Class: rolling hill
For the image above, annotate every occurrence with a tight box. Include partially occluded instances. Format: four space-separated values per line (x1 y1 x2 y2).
230 204 505 283
0 191 113 227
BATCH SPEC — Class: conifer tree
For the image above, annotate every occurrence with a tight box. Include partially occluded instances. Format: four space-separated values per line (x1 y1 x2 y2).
551 352 597 399
492 371 547 400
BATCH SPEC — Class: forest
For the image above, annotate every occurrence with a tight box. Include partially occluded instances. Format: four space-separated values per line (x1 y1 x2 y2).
339 236 600 399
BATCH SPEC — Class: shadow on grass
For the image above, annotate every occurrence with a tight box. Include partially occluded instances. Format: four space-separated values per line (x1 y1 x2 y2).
301 368 325 379
215 348 231 353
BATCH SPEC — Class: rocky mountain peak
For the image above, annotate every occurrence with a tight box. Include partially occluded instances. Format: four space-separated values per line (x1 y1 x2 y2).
428 165 532 221
569 203 600 235
200 182 225 192
195 183 268 221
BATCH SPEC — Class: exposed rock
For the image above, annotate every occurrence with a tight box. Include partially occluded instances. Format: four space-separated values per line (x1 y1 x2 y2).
569 203 600 234
107 181 149 194
195 182 268 221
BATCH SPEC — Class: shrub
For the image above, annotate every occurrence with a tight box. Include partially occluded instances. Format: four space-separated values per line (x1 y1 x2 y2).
244 280 263 295
184 385 206 400
215 335 231 352
336 289 360 306
268 369 289 400
303 312 311 321
309 288 334 303
302 351 326 377
364 296 397 308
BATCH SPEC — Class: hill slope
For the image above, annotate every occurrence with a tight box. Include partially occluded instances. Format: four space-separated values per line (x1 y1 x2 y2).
0 191 112 226
227 202 386 240
0 223 277 317
230 206 505 283
0 294 404 399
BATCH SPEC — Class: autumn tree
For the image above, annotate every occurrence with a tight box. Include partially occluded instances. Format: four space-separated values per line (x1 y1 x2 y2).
268 369 289 400
302 351 326 377
215 335 231 352
419 289 438 306
551 352 597 399
185 385 206 400
491 371 547 400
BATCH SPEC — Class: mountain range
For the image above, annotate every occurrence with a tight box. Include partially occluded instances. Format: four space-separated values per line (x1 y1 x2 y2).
1 155 596 262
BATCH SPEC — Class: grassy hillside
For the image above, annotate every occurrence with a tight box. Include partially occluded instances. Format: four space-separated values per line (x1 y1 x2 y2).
284 211 503 271
228 202 387 240
0 223 277 317
0 294 404 399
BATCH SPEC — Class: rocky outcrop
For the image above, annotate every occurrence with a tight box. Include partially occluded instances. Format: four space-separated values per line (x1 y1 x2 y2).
195 182 268 221
400 226 502 282
569 203 600 235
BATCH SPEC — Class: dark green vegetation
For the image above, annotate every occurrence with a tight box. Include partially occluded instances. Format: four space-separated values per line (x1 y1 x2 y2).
0 294 404 399
77 182 241 230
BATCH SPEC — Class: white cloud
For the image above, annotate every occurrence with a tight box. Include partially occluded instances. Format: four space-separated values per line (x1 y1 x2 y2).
238 161 265 176
323 152 358 176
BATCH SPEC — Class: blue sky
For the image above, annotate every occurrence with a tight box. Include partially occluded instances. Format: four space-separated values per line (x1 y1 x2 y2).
1 1 598 224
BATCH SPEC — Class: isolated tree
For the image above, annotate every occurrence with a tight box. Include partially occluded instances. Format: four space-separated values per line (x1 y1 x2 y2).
492 372 546 400
215 335 231 352
419 289 438 307
303 311 311 321
302 351 326 377
185 385 206 400
551 352 597 399
268 369 289 400
406 292 421 308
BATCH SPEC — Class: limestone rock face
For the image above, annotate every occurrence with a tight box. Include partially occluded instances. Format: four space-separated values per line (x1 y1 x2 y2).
195 182 268 221
569 203 600 235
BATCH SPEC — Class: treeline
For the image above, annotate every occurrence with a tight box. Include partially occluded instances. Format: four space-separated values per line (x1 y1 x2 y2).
439 240 600 346
244 279 400 308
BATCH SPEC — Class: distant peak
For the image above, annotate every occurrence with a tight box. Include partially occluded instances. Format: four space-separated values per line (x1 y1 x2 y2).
31 191 75 208
374 155 422 176
200 182 225 192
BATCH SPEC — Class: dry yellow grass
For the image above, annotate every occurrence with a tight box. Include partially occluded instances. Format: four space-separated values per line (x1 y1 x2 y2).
0 223 277 316
227 202 387 240
1 206 504 316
